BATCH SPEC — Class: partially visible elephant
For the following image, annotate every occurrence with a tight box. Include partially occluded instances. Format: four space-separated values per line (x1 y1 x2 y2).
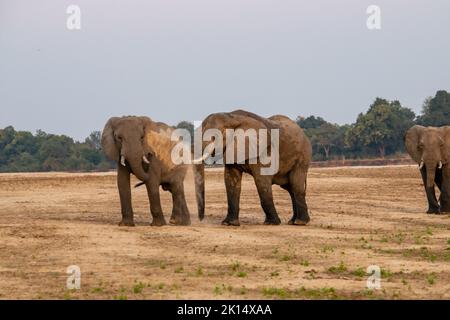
405 125 450 214
195 109 312 226
101 116 204 226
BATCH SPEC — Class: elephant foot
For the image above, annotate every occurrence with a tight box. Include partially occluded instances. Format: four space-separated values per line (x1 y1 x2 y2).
288 218 309 226
169 215 191 226
439 205 450 214
427 208 440 214
222 218 240 226
264 216 281 225
151 217 166 226
288 214 310 226
119 219 135 227
169 216 191 226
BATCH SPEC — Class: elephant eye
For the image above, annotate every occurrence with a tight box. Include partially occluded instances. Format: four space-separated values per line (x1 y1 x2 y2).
418 143 424 150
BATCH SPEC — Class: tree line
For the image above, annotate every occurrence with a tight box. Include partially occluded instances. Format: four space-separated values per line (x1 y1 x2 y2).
0 90 449 172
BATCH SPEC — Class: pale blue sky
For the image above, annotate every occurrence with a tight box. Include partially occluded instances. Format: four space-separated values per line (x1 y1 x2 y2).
1 0 449 140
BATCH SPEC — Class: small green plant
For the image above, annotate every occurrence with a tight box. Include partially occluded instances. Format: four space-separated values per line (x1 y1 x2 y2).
174 266 184 273
91 287 103 294
237 271 247 278
230 261 241 271
322 245 334 253
300 259 310 267
380 268 393 279
426 273 437 285
196 267 204 276
115 294 128 300
426 227 433 236
262 287 289 299
352 267 366 278
214 285 223 295
328 261 347 274
270 271 279 277
280 255 292 262
133 282 145 294
157 282 165 290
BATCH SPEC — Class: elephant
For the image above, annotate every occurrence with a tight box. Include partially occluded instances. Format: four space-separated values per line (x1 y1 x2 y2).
101 116 204 226
194 109 312 226
405 125 450 214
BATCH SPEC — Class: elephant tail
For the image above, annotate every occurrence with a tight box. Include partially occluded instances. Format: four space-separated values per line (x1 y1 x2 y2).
134 182 145 188
193 163 205 221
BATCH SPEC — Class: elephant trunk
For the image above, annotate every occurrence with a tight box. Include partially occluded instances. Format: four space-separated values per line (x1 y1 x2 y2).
194 163 205 220
425 161 437 188
128 155 149 182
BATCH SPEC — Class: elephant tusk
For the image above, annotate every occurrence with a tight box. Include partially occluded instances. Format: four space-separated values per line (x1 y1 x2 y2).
419 161 424 169
120 155 126 167
439 161 443 169
193 144 215 164
143 155 150 164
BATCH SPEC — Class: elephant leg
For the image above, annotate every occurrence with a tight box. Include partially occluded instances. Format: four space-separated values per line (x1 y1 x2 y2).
169 183 191 226
288 166 310 225
117 164 135 226
223 165 242 226
145 180 166 226
420 167 440 214
281 184 298 224
439 167 450 213
253 175 281 225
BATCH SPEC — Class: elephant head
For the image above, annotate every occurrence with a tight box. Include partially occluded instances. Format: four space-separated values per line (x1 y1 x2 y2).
101 116 152 182
405 125 450 187
194 110 274 165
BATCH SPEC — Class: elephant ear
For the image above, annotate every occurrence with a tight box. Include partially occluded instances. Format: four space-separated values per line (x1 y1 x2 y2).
404 125 424 163
439 126 450 163
225 111 274 163
101 117 120 161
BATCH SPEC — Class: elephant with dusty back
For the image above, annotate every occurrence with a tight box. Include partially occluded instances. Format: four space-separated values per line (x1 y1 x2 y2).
101 116 204 226
405 125 450 214
195 109 312 226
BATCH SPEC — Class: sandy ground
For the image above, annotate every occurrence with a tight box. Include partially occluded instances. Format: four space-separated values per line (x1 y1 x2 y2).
0 165 449 300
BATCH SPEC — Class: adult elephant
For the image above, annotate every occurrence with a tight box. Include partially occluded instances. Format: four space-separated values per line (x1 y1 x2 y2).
405 125 450 214
101 116 204 226
195 110 312 226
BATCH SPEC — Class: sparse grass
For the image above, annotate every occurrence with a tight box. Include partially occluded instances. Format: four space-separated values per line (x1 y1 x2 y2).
133 281 145 294
174 266 184 273
426 273 437 285
262 286 338 299
230 261 241 271
322 245 334 253
262 287 289 299
90 287 103 294
352 267 366 278
296 287 338 299
153 282 165 290
425 227 433 236
237 271 247 278
300 259 310 267
270 271 279 277
280 254 292 262
196 267 204 276
327 261 347 274
380 268 393 279
114 294 128 300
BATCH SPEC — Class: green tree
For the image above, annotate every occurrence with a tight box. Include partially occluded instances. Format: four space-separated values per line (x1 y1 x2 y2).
416 90 450 126
296 116 327 130
345 98 415 158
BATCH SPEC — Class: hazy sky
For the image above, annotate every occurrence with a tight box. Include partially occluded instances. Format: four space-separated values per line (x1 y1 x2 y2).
1 0 450 141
